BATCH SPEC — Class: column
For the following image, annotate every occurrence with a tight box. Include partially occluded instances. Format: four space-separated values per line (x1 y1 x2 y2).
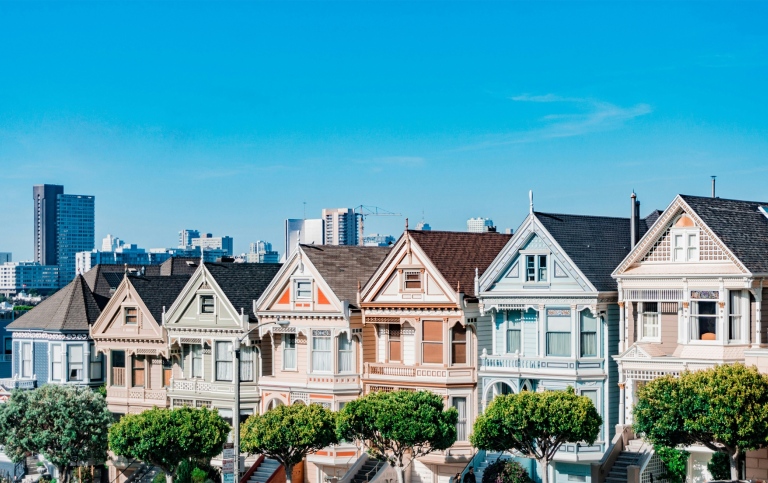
570 305 577 359
538 305 546 357
84 343 91 383
618 302 625 352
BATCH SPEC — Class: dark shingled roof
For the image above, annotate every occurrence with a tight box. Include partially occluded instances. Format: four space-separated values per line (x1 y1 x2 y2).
127 275 192 322
83 264 155 308
205 262 282 318
535 212 657 292
680 194 768 273
408 230 513 298
8 275 101 332
301 245 391 307
160 257 201 276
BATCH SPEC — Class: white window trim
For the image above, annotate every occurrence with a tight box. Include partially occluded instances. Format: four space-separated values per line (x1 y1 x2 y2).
199 294 216 315
727 289 749 345
50 343 63 382
310 330 333 374
579 310 600 358
20 341 33 379
639 302 661 343
402 270 423 292
293 279 313 300
282 334 297 371
687 299 721 345
671 228 699 263
521 252 550 284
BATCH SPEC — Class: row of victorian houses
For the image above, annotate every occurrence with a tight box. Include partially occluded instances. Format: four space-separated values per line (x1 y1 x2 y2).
4 192 768 483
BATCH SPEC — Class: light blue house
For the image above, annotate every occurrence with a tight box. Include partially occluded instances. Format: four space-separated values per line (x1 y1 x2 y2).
475 202 658 483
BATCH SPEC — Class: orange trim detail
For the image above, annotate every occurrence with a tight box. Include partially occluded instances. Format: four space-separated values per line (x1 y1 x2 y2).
336 451 356 457
317 288 330 305
277 287 290 305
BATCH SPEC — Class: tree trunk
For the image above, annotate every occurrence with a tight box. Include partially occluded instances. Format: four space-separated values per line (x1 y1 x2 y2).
285 464 293 483
395 464 405 483
538 457 549 483
165 472 174 483
57 465 69 483
729 448 740 481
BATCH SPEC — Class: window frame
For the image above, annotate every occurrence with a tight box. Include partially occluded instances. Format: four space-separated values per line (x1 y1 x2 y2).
184 344 203 378
523 253 549 283
199 295 215 315
451 396 468 442
51 343 63 381
67 344 84 382
672 228 699 262
338 333 354 373
90 344 103 381
639 301 661 343
728 290 745 343
451 324 467 365
21 342 32 379
580 311 599 358
545 310 571 357
506 311 522 354
294 280 312 300
421 320 444 364
311 330 332 373
402 270 423 291
124 306 138 325
388 324 401 363
215 341 234 381
690 300 719 342
282 334 297 371
132 355 146 387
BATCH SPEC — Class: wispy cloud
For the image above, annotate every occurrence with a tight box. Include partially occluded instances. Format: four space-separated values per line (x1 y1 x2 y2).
458 94 652 151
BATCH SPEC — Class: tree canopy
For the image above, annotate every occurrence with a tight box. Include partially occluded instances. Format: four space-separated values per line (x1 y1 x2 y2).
108 406 230 483
336 390 458 483
240 403 337 483
0 385 112 483
634 363 768 481
470 388 601 483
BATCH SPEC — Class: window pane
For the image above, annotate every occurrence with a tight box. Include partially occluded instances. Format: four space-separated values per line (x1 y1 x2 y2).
133 356 145 387
338 334 354 373
548 315 571 332
423 321 442 341
538 255 547 282
404 271 422 289
423 343 443 364
52 345 62 381
240 346 253 382
283 334 296 370
389 340 401 362
452 397 467 441
692 301 717 340
68 345 84 381
581 333 597 357
312 331 332 372
216 341 233 381
201 295 214 313
124 307 137 324
296 281 312 298
506 329 521 353
547 333 571 357
526 255 535 281
452 325 467 364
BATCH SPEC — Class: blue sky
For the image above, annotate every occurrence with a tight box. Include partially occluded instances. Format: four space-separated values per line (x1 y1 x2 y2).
2 1 767 259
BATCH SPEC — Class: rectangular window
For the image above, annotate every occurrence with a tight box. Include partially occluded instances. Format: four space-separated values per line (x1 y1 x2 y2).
451 324 467 365
312 330 332 372
163 358 172 387
124 307 138 324
216 341 233 381
691 301 718 340
283 334 296 370
506 312 522 354
538 255 548 282
21 342 32 378
200 295 214 314
403 271 422 290
580 312 598 357
422 320 443 364
90 346 103 381
68 345 84 381
3 338 11 356
673 230 699 262
525 255 548 282
112 350 126 386
51 344 63 381
184 344 203 378
546 313 571 357
338 333 354 373
526 255 536 281
240 346 254 382
295 281 312 299
132 355 145 387
581 389 599 410
388 325 401 362
729 291 743 341
640 302 660 341
452 397 467 441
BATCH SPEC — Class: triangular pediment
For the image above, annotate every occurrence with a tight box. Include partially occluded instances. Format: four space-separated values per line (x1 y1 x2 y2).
164 265 243 328
90 278 165 341
614 196 747 276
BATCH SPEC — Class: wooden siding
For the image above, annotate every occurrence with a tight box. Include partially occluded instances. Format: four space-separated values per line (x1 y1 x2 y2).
476 313 493 357
362 324 376 364
260 335 273 377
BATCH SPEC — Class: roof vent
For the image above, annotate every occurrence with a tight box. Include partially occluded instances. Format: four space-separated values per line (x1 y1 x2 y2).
185 261 198 267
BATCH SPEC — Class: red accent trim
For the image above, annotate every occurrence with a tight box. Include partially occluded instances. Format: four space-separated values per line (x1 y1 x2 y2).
240 455 265 483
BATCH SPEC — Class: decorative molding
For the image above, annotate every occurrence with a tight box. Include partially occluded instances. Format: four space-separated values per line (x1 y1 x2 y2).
12 331 89 341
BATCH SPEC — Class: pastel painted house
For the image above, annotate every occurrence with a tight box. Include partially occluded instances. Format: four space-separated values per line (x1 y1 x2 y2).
255 244 390 483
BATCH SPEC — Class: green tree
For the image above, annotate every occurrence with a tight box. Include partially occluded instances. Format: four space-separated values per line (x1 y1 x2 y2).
108 407 230 483
0 385 112 483
470 388 601 483
337 390 458 483
633 363 768 481
480 460 533 483
240 403 337 483
653 446 689 483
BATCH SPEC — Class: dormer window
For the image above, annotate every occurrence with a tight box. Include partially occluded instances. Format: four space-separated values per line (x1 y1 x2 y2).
124 307 138 325
525 255 548 282
200 295 215 314
295 281 312 299
672 215 698 262
403 271 422 290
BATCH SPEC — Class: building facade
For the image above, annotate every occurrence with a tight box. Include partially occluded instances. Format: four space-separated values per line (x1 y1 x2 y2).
248 241 280 263
359 229 511 483
467 217 494 233
322 208 358 246
255 244 391 483
191 234 234 256
0 262 59 296
56 194 96 286
33 184 64 267
285 219 325 258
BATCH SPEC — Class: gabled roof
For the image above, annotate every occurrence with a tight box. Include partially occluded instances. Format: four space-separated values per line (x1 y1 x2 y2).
300 245 391 307
204 262 282 318
127 275 192 322
159 257 201 276
83 264 153 308
534 211 657 292
8 275 101 332
679 195 768 274
407 230 513 298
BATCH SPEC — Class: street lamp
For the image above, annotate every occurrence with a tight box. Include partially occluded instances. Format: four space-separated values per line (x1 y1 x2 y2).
233 317 289 477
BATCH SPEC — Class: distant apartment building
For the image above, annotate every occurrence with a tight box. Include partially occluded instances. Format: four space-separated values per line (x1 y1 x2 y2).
322 208 359 246
190 233 233 256
467 217 495 233
284 218 325 258
414 220 432 231
248 241 280 263
362 233 396 247
33 185 95 287
179 229 200 248
0 253 11 264
76 244 175 274
0 262 59 296
101 234 123 252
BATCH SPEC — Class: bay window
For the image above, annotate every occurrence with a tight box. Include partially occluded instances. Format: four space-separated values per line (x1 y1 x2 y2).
388 324 401 362
132 355 145 387
216 341 233 381
240 346 254 382
546 310 571 357
729 290 744 341
451 324 467 365
21 342 32 378
506 311 522 354
283 334 296 370
184 344 203 378
312 330 332 372
422 320 443 364
580 311 598 357
640 302 660 341
338 333 354 373
691 300 718 340
90 345 103 381
68 345 84 381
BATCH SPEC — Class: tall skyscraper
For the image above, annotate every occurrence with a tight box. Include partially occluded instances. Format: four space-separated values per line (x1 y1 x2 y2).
33 184 64 266
248 241 280 263
322 208 359 246
56 194 95 284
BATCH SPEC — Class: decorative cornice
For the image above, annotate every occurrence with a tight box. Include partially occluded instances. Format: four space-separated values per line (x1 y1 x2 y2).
12 331 89 341
363 307 463 317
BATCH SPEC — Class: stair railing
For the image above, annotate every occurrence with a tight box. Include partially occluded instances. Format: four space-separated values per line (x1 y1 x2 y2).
590 424 634 483
238 455 265 483
364 460 384 482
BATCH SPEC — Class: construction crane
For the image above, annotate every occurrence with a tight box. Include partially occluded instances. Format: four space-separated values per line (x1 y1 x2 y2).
355 205 402 245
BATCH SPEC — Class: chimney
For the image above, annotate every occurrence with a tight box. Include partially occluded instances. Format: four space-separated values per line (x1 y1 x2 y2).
630 192 637 248
711 175 717 198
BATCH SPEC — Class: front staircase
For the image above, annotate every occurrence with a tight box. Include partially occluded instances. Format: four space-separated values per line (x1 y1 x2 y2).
605 439 650 483
475 452 509 483
350 458 384 483
246 458 281 483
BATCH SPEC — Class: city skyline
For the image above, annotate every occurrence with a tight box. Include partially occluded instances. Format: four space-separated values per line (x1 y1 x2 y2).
2 1 768 259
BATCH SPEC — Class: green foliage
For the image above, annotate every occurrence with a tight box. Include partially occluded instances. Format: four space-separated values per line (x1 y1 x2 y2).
0 385 112 482
480 460 533 483
708 451 731 481
634 363 768 480
190 468 206 483
12 306 33 312
94 385 107 398
108 407 229 481
653 446 689 483
152 472 166 483
175 459 219 483
241 403 337 476
337 390 458 469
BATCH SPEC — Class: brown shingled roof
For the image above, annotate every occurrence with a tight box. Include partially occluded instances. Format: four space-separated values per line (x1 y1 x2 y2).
8 275 101 332
407 230 512 298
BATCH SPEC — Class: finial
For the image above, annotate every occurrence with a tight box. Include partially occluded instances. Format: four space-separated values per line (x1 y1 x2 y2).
457 280 461 292
529 190 534 215
405 218 409 230
124 263 128 279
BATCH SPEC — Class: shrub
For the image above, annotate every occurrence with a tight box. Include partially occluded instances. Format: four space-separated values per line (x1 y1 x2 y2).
152 472 166 483
480 460 533 483
654 446 689 483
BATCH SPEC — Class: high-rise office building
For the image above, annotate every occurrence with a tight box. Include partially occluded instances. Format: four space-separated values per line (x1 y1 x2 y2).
248 241 280 263
56 194 95 284
322 208 359 246
33 184 64 266
179 229 200 248
101 234 123 252
467 217 495 233
191 233 233 256
0 253 11 264
284 219 325 259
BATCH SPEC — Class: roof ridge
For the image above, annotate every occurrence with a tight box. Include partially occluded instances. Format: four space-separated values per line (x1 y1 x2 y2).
60 276 82 327
680 193 768 205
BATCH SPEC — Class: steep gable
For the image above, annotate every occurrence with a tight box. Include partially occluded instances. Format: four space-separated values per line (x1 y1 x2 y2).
8 275 101 332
